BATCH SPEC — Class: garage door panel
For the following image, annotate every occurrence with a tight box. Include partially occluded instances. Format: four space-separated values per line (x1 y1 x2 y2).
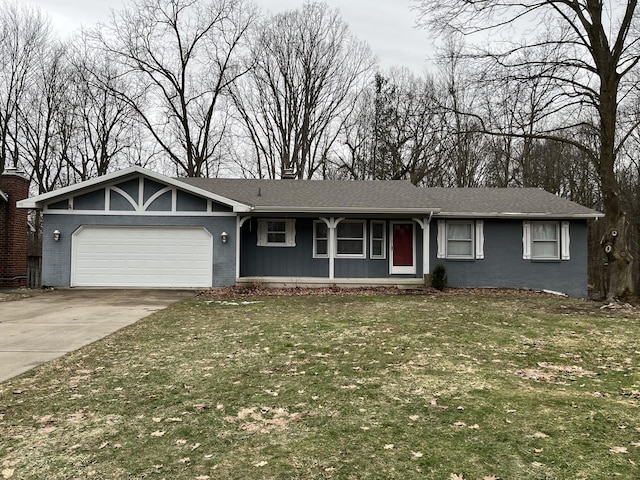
72 226 213 288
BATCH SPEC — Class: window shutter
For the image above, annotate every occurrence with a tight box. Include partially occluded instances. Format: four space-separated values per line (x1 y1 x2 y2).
257 219 266 246
286 219 297 247
437 220 446 258
561 221 570 260
522 221 531 259
475 220 484 259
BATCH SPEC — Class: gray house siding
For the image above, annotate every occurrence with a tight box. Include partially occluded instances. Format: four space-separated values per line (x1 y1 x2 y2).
240 218 424 279
429 219 589 297
41 214 236 288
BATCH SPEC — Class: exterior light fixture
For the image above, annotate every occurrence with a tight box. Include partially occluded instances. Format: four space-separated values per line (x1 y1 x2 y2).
221 231 229 244
53 229 61 242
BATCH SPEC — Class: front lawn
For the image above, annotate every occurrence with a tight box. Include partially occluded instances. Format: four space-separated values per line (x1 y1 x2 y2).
1 290 639 479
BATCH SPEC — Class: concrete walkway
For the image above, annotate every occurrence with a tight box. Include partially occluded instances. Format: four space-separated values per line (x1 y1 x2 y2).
0 289 196 382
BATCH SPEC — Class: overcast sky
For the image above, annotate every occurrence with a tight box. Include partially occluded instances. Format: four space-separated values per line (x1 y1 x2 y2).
26 0 434 72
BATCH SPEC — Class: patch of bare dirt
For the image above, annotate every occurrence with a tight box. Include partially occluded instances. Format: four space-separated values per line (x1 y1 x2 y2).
199 285 553 299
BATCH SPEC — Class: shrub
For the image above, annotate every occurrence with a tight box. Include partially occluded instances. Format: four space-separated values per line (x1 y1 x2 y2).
432 264 448 291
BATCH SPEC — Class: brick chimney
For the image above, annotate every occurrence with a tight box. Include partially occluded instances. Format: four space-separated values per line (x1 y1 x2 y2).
0 166 30 287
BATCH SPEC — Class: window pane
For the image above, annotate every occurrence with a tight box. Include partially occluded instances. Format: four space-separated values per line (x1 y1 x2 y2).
448 223 472 240
268 221 286 233
373 239 384 256
372 222 384 238
532 223 557 240
337 222 363 238
315 222 327 239
338 239 363 255
448 240 472 256
316 239 327 255
268 232 286 243
532 241 558 258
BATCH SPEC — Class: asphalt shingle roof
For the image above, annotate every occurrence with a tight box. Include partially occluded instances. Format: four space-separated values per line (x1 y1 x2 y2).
422 187 601 217
177 178 602 218
178 178 437 213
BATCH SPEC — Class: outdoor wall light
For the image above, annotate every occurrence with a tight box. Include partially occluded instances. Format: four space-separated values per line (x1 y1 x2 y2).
221 231 229 244
53 229 61 242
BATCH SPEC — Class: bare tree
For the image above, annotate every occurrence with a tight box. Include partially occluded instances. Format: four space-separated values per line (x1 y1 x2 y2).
92 0 257 177
0 2 49 173
17 40 72 194
414 0 640 300
66 34 140 181
230 1 375 179
436 41 487 187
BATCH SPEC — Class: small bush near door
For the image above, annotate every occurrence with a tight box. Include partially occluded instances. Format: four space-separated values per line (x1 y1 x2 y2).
432 264 448 291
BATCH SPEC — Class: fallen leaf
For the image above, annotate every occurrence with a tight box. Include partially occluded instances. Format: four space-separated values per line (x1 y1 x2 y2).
450 474 465 480
152 417 162 423
177 457 190 463
150 430 165 437
483 476 499 480
114 444 122 449
176 439 187 445
530 432 549 438
610 446 629 454
453 421 467 427
411 451 423 458
196 476 211 480
384 444 394 450
2 469 15 479
191 443 201 451
254 461 268 467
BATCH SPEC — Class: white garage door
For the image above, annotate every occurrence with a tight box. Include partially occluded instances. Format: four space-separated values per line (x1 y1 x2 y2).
72 226 213 288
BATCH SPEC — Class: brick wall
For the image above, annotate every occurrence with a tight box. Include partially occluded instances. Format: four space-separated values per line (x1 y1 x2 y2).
0 168 30 287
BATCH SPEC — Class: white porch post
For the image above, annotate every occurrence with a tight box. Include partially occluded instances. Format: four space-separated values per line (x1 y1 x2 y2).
413 215 433 277
320 217 344 280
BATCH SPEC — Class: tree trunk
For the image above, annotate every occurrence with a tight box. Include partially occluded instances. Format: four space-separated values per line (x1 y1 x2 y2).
599 76 634 300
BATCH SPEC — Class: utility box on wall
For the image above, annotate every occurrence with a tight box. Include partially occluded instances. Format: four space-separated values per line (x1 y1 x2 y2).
0 167 30 287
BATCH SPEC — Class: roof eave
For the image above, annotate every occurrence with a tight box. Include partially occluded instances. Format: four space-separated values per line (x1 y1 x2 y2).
249 206 441 215
434 212 604 219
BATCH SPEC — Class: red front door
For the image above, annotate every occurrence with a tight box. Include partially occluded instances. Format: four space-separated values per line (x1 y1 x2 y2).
392 223 415 274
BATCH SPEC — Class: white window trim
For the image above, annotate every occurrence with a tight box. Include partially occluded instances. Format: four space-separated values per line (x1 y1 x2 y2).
370 220 386 259
526 220 561 261
335 220 367 258
257 219 296 247
313 220 328 258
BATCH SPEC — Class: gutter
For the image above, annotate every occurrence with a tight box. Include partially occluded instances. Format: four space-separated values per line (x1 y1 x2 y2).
249 206 442 215
434 212 604 219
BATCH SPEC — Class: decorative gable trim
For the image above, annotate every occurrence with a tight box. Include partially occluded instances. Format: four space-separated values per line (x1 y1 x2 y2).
17 166 251 212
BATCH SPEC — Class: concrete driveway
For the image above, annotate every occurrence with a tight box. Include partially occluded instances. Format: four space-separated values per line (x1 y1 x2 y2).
0 289 196 383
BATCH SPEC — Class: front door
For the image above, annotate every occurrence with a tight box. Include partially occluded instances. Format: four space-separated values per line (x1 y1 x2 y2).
390 222 415 274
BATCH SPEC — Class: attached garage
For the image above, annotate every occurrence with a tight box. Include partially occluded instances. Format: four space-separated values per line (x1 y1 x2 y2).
71 226 213 288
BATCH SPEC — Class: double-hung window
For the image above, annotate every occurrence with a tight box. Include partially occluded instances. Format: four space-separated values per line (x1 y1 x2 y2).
523 221 570 260
446 221 474 259
313 221 328 258
437 220 484 260
257 219 296 247
336 220 366 258
370 221 386 259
